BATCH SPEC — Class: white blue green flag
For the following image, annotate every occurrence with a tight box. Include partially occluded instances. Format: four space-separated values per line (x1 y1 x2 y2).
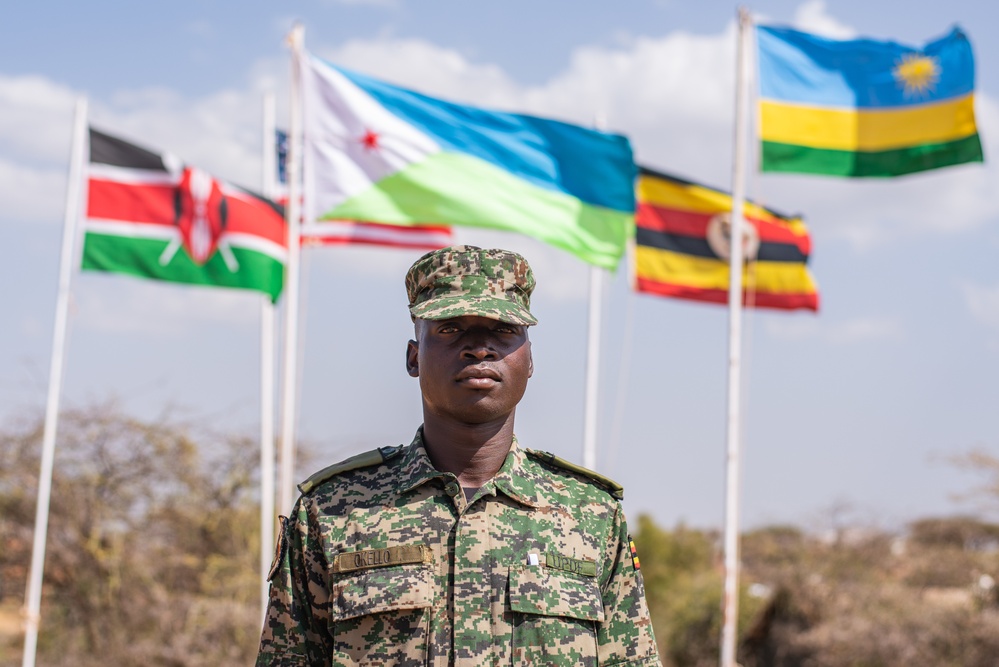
302 54 636 269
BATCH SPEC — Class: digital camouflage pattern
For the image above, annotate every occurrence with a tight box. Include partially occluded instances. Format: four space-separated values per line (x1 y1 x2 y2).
257 430 661 666
405 245 538 326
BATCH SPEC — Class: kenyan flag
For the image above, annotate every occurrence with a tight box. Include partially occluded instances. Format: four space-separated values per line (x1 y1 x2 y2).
83 128 287 301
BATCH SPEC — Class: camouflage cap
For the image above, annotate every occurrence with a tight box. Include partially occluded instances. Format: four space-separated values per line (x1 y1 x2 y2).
405 245 538 326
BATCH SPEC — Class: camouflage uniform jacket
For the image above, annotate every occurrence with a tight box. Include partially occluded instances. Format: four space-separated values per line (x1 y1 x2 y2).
257 430 661 667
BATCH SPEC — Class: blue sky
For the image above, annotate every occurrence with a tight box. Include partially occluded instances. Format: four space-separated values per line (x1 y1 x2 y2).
3 0 999 532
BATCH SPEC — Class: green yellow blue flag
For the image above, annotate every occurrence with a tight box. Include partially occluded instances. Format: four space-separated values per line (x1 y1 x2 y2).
302 54 636 269
757 25 984 177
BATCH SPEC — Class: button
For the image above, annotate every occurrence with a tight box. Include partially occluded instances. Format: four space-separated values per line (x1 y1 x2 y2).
444 481 461 497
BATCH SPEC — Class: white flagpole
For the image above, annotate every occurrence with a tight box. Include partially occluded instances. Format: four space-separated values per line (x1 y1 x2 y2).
259 92 278 621
582 265 603 470
582 112 609 472
279 24 305 516
720 7 752 667
22 97 88 667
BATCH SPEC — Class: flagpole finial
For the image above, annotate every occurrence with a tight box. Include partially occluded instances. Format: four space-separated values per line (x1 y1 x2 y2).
285 23 305 50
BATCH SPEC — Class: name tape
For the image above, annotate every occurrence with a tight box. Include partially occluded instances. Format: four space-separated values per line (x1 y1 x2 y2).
333 545 430 573
546 553 597 577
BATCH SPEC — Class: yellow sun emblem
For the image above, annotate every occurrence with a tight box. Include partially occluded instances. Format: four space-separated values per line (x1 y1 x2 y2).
892 53 941 97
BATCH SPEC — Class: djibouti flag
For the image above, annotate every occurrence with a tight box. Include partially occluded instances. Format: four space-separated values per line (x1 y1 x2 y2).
757 25 984 178
302 54 636 269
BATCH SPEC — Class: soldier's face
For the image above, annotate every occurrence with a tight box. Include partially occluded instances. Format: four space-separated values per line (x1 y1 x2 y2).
407 315 533 425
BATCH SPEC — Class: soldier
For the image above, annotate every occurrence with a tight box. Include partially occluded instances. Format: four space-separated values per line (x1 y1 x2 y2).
257 245 661 666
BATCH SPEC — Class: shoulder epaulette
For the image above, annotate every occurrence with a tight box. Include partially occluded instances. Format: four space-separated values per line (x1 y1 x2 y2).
298 444 404 495
526 449 624 500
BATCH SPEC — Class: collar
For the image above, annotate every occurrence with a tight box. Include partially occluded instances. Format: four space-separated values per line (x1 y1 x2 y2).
397 429 446 494
397 428 547 508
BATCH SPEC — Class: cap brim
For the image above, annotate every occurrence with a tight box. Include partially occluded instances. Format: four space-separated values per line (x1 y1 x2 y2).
409 294 537 326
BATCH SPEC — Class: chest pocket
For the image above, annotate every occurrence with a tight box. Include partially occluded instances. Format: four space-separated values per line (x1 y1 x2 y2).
509 564 604 667
330 553 434 665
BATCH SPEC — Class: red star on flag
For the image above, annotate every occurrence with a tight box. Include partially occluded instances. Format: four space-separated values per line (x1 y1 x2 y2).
360 129 380 151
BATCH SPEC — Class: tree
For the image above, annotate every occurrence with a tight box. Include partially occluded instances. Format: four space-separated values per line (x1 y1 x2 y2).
634 515 763 667
0 403 263 667
951 448 999 518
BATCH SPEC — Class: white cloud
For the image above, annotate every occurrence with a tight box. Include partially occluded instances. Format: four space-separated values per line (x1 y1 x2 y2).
529 27 739 169
325 26 739 184
791 0 858 39
0 73 272 228
961 282 999 331
0 74 79 163
322 38 520 109
94 85 266 188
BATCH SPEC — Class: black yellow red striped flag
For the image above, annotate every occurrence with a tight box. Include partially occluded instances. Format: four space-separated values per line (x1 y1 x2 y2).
634 166 819 311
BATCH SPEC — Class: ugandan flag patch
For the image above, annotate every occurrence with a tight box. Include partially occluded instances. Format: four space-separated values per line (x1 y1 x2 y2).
629 537 641 571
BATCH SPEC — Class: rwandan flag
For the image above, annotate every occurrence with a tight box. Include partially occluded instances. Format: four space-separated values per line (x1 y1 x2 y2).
302 54 636 269
758 25 984 177
634 166 818 311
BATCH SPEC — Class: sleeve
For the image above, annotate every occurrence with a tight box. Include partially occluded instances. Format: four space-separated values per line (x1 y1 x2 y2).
256 497 334 666
596 502 662 667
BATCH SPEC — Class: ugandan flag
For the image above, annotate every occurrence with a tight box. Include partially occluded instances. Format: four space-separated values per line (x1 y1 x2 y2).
84 128 287 301
634 166 819 311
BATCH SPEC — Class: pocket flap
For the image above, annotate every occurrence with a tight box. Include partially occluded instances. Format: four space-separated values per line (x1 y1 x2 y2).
331 562 433 621
509 564 605 622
